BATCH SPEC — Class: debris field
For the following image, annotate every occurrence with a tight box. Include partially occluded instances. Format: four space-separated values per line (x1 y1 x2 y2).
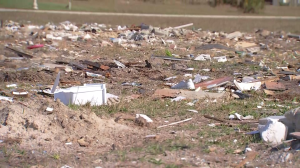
0 20 300 167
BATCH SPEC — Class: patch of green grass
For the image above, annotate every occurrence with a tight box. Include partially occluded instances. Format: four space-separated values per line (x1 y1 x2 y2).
68 103 80 111
0 0 96 11
117 151 127 162
51 153 60 160
130 147 143 153
148 158 163 165
146 144 165 155
93 98 190 118
184 123 198 130
165 164 181 168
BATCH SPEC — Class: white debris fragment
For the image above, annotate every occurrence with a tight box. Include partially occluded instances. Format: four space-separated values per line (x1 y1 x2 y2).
46 107 53 112
184 74 193 77
114 60 126 68
6 84 17 88
213 56 227 62
208 123 216 127
136 114 153 123
245 147 252 153
164 76 177 81
187 109 198 113
229 114 235 120
0 96 13 102
235 113 243 120
234 80 261 91
194 54 211 61
171 96 186 102
186 79 195 90
259 119 288 145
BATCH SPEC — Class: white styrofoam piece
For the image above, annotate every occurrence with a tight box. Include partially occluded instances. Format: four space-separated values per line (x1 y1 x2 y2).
54 84 107 106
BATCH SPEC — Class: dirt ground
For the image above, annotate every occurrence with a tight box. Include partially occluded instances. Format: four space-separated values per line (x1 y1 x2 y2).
0 18 300 168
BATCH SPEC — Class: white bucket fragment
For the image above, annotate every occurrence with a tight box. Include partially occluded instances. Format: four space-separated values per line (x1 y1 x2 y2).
234 80 261 91
259 119 288 145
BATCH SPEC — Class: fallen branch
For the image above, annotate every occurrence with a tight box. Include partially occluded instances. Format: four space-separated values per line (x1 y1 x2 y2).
5 46 34 58
204 115 258 124
204 115 226 123
157 118 192 128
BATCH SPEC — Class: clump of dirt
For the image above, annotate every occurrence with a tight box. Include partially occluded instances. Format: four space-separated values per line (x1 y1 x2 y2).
0 96 149 154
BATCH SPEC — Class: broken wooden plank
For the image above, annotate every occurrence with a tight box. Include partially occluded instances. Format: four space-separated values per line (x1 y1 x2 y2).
157 118 192 128
265 81 286 91
204 115 226 123
5 46 34 58
151 55 191 61
100 65 110 71
69 62 87 70
152 89 180 98
60 81 81 85
194 76 233 89
83 60 100 70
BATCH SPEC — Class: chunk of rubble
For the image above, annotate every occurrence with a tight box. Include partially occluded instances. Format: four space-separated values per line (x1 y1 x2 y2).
284 107 300 132
259 118 288 145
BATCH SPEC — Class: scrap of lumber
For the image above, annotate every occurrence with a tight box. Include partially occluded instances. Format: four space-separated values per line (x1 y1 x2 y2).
157 118 192 128
5 46 34 58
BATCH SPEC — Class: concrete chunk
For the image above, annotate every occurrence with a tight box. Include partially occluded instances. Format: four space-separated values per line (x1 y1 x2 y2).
259 119 288 145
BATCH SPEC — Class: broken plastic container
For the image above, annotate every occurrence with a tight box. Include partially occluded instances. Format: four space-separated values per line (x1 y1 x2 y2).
54 84 107 106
